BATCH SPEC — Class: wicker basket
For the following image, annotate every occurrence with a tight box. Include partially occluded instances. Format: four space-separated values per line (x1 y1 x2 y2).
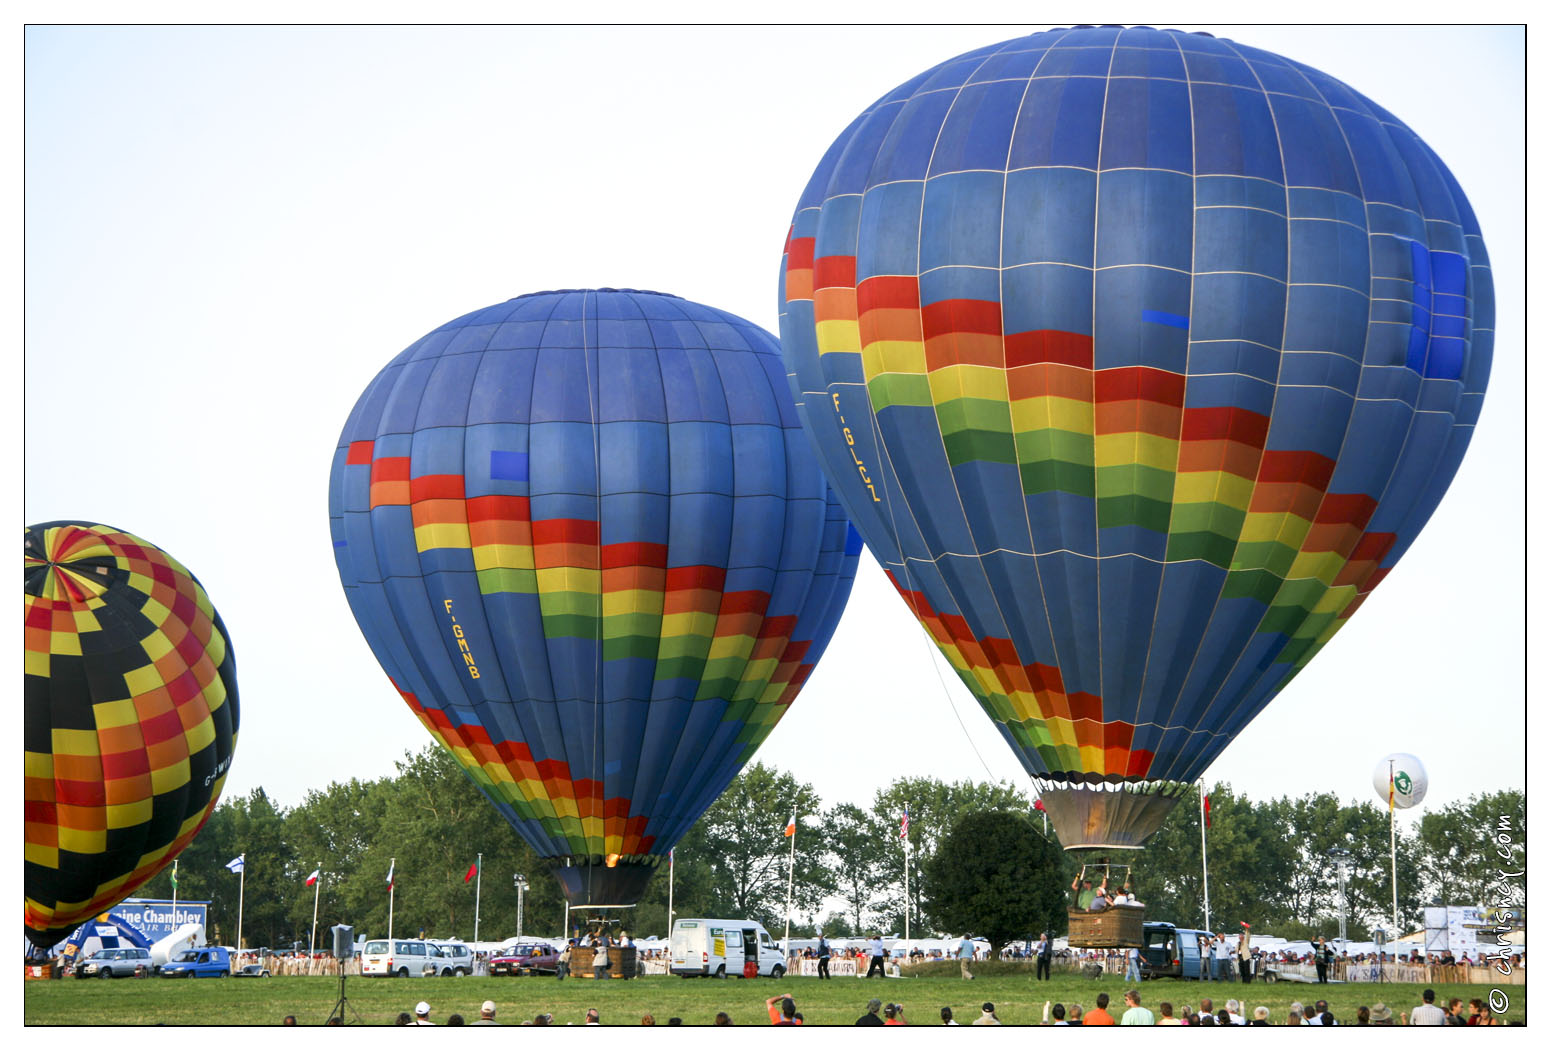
1066 906 1145 949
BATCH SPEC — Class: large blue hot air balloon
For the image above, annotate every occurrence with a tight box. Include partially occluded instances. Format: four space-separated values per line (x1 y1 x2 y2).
330 289 859 904
780 27 1492 849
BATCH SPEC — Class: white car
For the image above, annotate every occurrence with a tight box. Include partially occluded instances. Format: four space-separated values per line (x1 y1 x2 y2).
428 940 473 976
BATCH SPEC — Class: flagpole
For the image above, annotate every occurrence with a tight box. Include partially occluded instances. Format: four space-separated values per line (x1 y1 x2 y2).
1389 759 1399 932
309 870 321 972
236 856 245 969
784 811 796 956
667 848 675 939
388 857 396 945
1199 783 1211 934
474 853 483 948
171 860 179 933
903 834 910 963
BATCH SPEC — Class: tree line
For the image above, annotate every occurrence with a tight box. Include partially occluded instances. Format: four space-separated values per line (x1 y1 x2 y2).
134 744 1522 953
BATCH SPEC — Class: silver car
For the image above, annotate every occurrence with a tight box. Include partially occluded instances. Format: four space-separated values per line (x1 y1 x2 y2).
75 947 152 978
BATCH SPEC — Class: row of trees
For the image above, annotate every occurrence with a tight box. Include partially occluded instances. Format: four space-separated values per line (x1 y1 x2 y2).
135 745 1523 954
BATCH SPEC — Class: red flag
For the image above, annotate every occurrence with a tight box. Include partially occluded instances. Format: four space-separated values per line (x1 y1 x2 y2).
464 860 479 883
1203 795 1211 828
1034 799 1046 813
305 869 320 887
900 805 910 840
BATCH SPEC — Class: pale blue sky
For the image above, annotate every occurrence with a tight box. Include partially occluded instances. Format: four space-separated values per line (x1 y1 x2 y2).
22 25 1526 835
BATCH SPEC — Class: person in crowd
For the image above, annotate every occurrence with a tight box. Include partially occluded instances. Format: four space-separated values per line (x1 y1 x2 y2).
713 1012 732 1026
1319 1011 1336 1026
1199 997 1213 1022
1215 931 1234 980
1370 1003 1396 1025
1199 933 1215 981
855 998 885 1026
1302 1004 1320 1025
1124 943 1141 982
641 1014 655 1026
281 1016 296 1026
557 939 573 981
412 1001 434 1026
972 1002 1001 1026
532 1013 553 1026
1250 1006 1270 1026
1156 1002 1181 1025
1446 998 1467 1025
1084 991 1116 1025
584 1008 602 1026
817 932 832 980
472 1000 499 1026
765 993 800 1026
1467 999 1493 1025
667 1018 682 1026
940 1006 959 1026
1355 1005 1371 1025
1036 931 1053 981
1225 998 1246 1025
1410 988 1446 1025
1120 989 1153 1026
1286 1010 1303 1026
884 1003 907 1026
446 1014 465 1026
1045 1002 1068 1025
958 932 976 980
865 933 886 978
1310 936 1332 983
1068 1003 1084 1024
1314 998 1335 1025
1238 926 1252 983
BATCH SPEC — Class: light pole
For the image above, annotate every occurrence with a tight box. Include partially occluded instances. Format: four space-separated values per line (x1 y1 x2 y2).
513 875 529 943
1327 847 1355 953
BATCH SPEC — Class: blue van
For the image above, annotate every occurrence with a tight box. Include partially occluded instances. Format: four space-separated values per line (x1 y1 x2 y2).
1139 922 1214 980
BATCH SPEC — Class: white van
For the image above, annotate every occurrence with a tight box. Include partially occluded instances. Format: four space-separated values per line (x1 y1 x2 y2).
361 938 437 977
428 940 473 976
670 919 787 979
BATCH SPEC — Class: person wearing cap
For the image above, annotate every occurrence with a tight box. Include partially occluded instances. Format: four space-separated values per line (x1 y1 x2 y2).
1369 1003 1396 1025
472 1000 499 1025
972 1002 1001 1025
855 998 885 1026
412 1001 434 1026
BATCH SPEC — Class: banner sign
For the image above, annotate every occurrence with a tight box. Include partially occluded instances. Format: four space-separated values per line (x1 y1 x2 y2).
114 899 210 944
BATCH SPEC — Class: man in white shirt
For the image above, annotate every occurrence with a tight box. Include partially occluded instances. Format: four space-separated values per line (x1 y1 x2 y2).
1214 935 1233 980
1224 999 1246 1025
412 1001 434 1026
1409 989 1447 1025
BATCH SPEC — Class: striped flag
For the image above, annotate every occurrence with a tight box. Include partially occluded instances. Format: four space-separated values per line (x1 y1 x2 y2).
305 869 320 886
385 859 395 891
225 855 245 874
784 811 796 838
900 805 910 841
170 861 179 890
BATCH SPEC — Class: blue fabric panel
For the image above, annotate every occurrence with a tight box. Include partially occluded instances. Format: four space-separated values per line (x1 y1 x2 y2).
1133 560 1229 729
870 90 959 185
856 181 924 281
1003 167 1097 268
1099 75 1192 174
1008 75 1106 169
1189 83 1283 182
876 404 978 554
1093 265 1191 372
1095 168 1193 271
1188 272 1286 350
921 171 1006 271
918 264 1002 306
1025 490 1096 558
1001 264 1094 337
1097 553 1164 722
1267 93 1361 195
966 41 1054 82
825 101 907 199
1276 351 1361 396
1187 340 1280 381
1108 45 1186 78
1194 206 1288 280
1098 523 1165 562
409 426 466 477
953 460 1029 555
929 78 1026 175
1032 551 1101 700
813 191 862 263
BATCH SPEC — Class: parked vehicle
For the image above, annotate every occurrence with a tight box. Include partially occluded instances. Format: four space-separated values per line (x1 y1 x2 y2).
361 938 437 977
489 942 559 977
234 963 272 977
669 918 786 979
74 947 152 979
160 946 232 978
1139 922 1213 980
428 940 473 976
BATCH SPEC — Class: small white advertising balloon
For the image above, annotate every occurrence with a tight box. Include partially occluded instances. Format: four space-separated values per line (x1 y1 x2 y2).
1374 753 1429 810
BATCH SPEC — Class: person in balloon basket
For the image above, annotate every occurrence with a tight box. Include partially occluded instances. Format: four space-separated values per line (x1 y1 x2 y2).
592 931 612 981
865 934 886 978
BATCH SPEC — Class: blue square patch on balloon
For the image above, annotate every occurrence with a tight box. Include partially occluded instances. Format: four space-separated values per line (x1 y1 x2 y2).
489 450 529 482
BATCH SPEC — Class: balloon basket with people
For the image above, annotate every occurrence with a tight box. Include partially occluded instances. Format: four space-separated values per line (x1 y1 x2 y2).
1067 861 1146 949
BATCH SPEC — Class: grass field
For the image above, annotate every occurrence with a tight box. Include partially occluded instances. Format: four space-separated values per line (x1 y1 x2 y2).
23 971 1527 1026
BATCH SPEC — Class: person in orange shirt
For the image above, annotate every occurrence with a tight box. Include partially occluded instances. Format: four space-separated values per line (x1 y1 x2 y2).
766 993 801 1026
1083 991 1117 1025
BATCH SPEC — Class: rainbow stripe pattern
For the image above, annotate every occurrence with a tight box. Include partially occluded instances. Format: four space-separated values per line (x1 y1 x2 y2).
780 27 1491 792
24 522 239 947
331 289 859 865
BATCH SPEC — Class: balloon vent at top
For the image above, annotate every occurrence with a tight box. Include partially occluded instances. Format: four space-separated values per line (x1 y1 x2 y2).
330 288 859 903
778 26 1492 851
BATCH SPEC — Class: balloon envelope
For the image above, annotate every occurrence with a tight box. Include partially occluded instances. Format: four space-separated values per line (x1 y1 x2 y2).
24 522 239 949
780 27 1491 849
1373 753 1428 810
330 288 859 904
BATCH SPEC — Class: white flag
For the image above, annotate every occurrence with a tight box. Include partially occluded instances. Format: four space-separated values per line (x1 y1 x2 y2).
305 869 320 887
226 855 245 874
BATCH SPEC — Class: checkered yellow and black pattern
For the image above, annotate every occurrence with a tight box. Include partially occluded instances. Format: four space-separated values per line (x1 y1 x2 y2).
24 522 239 949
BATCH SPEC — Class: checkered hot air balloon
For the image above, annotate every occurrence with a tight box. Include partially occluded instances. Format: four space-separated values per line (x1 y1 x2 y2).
780 27 1492 851
330 288 859 907
24 523 239 949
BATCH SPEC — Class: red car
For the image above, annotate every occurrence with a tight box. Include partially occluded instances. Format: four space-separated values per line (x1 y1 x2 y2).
489 943 559 977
